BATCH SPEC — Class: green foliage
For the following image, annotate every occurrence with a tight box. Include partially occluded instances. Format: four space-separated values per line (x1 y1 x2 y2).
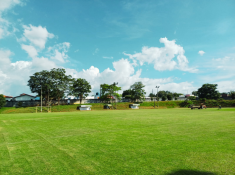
192 99 235 108
188 96 196 100
148 93 155 97
125 95 131 99
100 83 121 102
179 99 194 107
157 91 166 98
229 91 235 99
122 89 132 97
0 94 6 108
130 82 146 102
197 83 220 99
28 68 72 105
192 91 198 96
167 94 172 100
162 96 167 101
15 101 23 108
70 78 91 104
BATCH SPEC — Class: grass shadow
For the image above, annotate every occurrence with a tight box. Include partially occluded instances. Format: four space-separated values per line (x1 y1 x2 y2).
166 169 217 175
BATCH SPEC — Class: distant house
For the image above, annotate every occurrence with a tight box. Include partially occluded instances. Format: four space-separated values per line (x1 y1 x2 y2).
221 93 228 98
4 95 13 101
13 93 36 101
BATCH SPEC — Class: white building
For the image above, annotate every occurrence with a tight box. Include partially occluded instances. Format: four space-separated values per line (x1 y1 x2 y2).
13 93 36 101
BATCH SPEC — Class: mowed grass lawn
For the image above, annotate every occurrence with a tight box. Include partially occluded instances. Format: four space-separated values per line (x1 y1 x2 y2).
0 108 234 175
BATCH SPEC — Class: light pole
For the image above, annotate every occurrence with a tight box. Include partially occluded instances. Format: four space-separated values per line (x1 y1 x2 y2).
156 86 160 108
41 84 42 112
113 82 118 109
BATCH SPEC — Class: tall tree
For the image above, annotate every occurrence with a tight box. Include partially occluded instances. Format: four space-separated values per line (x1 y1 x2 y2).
28 68 72 105
0 94 6 108
28 70 52 105
229 91 235 99
130 82 146 102
70 78 91 104
50 68 72 104
197 84 220 99
100 83 121 103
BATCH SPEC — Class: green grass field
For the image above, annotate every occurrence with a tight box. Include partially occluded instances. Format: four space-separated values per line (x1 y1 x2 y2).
0 108 235 175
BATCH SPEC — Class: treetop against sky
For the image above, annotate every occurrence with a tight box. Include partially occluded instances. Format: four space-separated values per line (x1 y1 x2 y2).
0 0 234 96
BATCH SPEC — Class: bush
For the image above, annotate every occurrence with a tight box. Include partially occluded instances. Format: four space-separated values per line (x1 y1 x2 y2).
0 94 6 109
167 94 172 100
179 99 193 107
162 96 167 101
188 96 196 100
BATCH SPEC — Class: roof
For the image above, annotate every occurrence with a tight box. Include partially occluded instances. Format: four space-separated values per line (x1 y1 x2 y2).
14 93 36 98
4 95 13 98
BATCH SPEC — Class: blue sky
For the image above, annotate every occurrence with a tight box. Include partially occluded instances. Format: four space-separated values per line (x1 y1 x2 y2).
0 0 235 96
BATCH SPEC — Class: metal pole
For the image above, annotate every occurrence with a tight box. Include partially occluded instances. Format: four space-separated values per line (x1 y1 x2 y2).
41 85 42 112
156 86 160 109
154 97 155 108
157 87 159 108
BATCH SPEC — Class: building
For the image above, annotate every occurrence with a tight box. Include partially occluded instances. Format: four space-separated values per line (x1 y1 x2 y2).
4 95 13 101
13 93 36 101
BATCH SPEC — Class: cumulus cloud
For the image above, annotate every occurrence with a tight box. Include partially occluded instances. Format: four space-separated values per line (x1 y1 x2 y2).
48 42 70 63
21 44 38 58
124 37 198 73
65 58 196 95
0 49 57 96
217 80 235 93
0 0 23 39
0 0 22 12
21 25 54 49
198 50 205 56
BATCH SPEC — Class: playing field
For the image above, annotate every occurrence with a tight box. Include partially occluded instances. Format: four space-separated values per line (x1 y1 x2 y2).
0 108 234 175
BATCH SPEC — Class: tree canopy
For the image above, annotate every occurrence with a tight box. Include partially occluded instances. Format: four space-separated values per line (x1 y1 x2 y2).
100 83 121 102
28 68 72 105
197 84 220 99
130 82 146 102
0 94 6 108
229 91 235 99
70 78 91 104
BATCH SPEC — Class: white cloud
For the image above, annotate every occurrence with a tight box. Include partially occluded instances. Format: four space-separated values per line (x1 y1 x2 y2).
66 58 196 95
21 44 38 58
198 50 205 56
0 0 23 39
103 56 113 59
21 25 54 49
49 42 70 63
124 37 198 73
0 0 22 12
217 80 235 93
212 56 235 70
0 49 57 96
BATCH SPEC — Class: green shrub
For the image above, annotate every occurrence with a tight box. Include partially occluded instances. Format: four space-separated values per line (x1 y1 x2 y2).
162 96 167 101
0 94 6 109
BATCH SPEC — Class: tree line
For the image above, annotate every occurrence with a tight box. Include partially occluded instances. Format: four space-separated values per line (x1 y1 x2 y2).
1 69 235 108
27 68 148 105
